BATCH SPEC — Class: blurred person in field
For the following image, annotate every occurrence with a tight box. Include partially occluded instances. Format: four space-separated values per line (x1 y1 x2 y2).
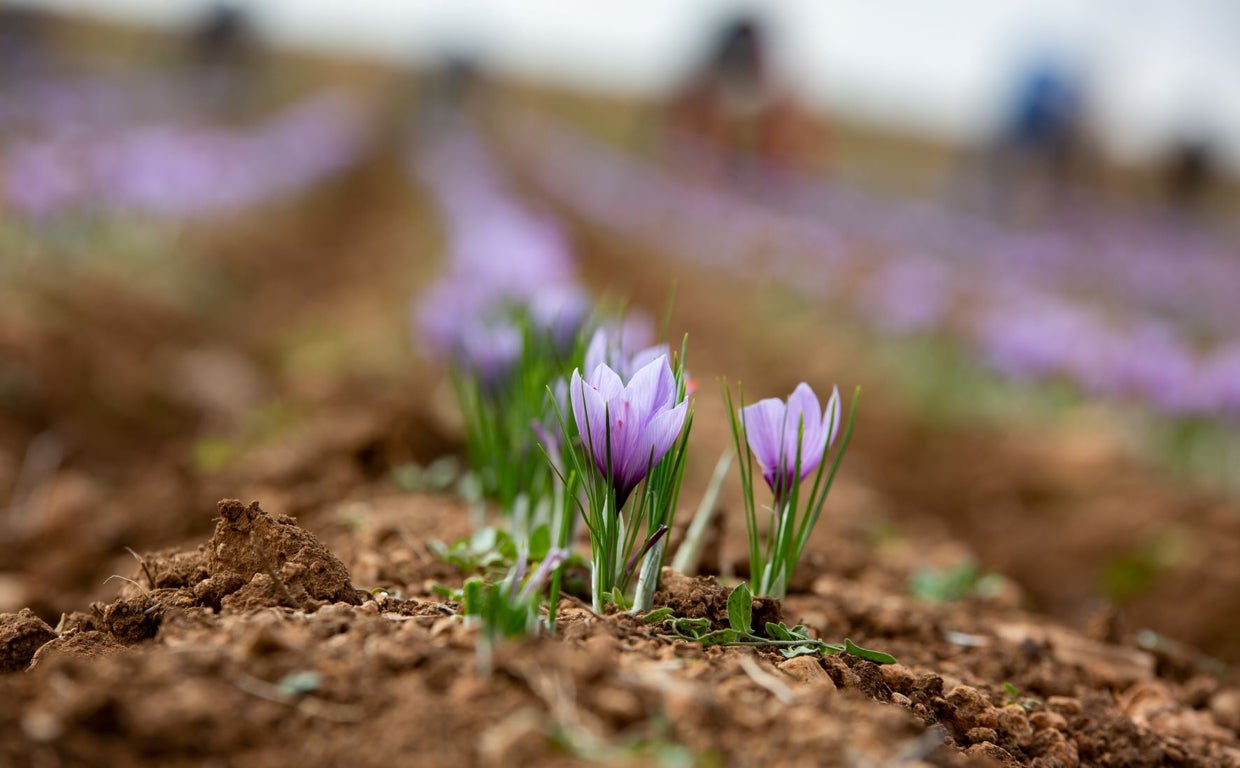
0 6 51 78
988 56 1089 224
187 3 265 115
1163 136 1217 222
665 16 828 186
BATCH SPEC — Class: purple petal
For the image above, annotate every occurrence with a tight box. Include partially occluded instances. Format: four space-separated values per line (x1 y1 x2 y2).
741 398 787 476
784 383 824 478
642 399 689 470
588 363 626 401
824 386 842 449
583 329 608 378
623 354 675 421
629 343 670 376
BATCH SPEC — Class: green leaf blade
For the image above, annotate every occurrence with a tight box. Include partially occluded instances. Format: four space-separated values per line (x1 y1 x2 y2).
843 638 897 665
727 583 753 634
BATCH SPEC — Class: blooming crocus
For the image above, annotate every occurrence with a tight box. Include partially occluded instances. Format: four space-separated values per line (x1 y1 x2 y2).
570 356 688 509
741 383 840 504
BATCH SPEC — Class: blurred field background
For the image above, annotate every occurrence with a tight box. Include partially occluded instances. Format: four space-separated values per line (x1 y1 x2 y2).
2 0 1239 663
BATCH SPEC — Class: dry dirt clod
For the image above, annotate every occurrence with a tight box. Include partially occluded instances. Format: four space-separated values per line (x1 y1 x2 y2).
28 630 125 668
208 499 362 610
0 608 57 672
653 569 782 631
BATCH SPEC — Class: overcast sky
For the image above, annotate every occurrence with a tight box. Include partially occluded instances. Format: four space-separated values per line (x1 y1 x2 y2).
16 0 1240 171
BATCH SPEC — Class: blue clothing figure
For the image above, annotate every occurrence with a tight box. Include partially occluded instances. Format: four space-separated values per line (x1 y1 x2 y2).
992 58 1085 222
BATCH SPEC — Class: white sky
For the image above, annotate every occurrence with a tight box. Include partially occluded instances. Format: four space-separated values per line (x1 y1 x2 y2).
16 0 1240 171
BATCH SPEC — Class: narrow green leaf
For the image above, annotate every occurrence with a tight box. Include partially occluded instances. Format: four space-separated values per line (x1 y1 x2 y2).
765 622 794 641
727 583 753 634
697 628 741 646
778 645 822 659
462 578 485 617
643 607 675 624
529 523 551 560
670 617 711 638
843 638 898 665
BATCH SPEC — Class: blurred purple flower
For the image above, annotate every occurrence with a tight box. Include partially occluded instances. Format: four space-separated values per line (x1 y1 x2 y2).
3 91 365 219
570 356 688 509
528 286 591 350
452 322 523 394
741 383 841 505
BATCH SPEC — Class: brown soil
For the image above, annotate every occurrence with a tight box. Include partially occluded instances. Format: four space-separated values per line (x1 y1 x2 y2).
2 33 1239 767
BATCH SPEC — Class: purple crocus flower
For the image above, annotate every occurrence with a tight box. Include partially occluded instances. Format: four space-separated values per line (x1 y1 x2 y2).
569 355 688 509
741 383 841 504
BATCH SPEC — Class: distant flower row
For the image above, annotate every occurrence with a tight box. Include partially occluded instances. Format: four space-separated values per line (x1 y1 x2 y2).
3 91 368 220
0 69 239 135
504 112 1240 421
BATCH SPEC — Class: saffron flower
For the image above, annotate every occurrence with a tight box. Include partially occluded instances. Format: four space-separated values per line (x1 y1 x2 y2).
570 355 688 510
726 380 858 599
741 383 841 504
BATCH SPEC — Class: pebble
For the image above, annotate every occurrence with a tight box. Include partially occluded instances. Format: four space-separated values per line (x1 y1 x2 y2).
878 663 915 692
946 685 997 729
964 742 1020 767
1210 689 1240 732
21 710 63 743
593 687 644 724
965 726 998 744
996 704 1034 746
778 656 836 689
1029 709 1068 732
1045 695 1081 718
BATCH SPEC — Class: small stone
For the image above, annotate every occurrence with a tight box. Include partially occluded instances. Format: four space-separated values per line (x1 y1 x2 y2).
1029 710 1068 732
1046 696 1081 718
891 692 912 708
1209 689 1240 732
0 608 57 672
966 727 999 745
778 656 836 689
964 742 1020 768
593 687 645 725
947 685 997 730
21 710 63 742
915 673 945 698
879 663 915 692
996 704 1034 747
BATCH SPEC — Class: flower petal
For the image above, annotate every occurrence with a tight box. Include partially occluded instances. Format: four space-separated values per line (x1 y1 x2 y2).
785 383 825 478
629 343 670 377
741 398 787 476
642 399 688 470
623 354 675 421
824 386 842 450
583 328 608 378
589 362 626 401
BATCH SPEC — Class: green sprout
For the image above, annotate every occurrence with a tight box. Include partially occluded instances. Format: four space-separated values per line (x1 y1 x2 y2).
648 584 896 664
909 559 1006 604
461 548 569 674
